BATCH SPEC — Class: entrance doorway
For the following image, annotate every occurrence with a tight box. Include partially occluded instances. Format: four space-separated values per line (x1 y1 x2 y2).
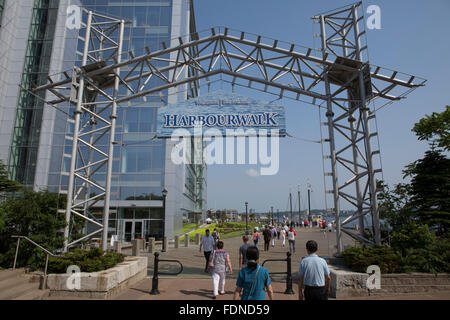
123 219 144 242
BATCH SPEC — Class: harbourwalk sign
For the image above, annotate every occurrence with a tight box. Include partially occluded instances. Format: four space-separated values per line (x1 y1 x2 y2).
156 90 286 137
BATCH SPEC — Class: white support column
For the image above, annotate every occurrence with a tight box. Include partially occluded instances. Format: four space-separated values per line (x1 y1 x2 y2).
64 11 93 252
102 20 125 251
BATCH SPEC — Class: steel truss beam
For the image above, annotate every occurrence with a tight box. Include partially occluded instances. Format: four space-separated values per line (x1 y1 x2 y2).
31 4 425 253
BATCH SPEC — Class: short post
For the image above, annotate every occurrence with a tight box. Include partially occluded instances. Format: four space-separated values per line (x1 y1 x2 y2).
141 239 146 251
13 237 21 270
114 240 122 253
148 238 155 253
184 233 189 247
162 236 168 252
132 239 141 256
174 235 179 249
284 252 295 294
195 233 201 245
150 252 160 295
40 254 49 290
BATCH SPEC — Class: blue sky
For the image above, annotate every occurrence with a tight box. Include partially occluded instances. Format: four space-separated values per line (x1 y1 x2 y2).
192 0 450 213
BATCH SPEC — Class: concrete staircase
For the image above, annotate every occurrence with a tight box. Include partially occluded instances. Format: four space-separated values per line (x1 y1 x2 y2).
0 269 49 300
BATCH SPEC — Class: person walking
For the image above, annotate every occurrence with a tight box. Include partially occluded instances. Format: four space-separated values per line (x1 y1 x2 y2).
239 235 254 270
270 226 277 247
262 225 271 251
207 240 232 299
252 228 260 246
298 240 330 301
212 228 220 249
276 225 281 240
199 229 215 273
281 227 286 247
233 246 274 300
288 226 296 253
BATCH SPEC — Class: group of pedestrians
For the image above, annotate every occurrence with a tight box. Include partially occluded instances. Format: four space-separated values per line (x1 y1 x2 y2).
251 224 297 253
199 228 330 301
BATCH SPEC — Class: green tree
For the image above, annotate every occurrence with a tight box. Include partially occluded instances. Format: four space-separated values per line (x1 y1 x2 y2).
412 105 450 151
403 150 450 235
378 181 416 231
0 189 84 269
0 160 21 193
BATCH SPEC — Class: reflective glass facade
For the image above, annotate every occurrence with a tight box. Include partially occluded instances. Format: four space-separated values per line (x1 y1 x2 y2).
8 0 59 186
46 0 190 241
0 0 5 27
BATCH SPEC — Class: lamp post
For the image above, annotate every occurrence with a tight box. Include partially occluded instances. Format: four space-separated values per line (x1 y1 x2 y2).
161 188 168 251
271 206 274 225
245 201 249 235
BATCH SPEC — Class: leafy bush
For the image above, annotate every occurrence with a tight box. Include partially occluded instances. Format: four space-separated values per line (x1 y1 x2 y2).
342 237 450 274
390 222 436 255
341 246 401 273
399 248 449 273
47 248 125 274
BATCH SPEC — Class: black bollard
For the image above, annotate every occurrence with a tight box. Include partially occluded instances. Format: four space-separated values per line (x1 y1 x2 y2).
150 252 160 295
284 252 295 294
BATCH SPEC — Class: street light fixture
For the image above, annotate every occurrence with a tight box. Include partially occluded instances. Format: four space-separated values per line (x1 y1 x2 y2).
271 206 274 226
245 201 249 235
161 188 168 252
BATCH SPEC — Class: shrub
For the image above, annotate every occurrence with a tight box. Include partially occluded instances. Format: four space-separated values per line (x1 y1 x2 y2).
341 246 401 273
390 222 436 254
47 248 125 274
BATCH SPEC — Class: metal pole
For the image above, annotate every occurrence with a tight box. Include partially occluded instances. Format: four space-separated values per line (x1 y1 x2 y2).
64 11 93 252
352 5 381 245
42 254 49 290
284 252 294 294
102 20 124 251
308 187 311 224
13 237 20 270
297 185 301 223
289 191 293 224
271 206 274 225
150 252 160 294
245 202 248 235
162 193 167 252
350 5 366 238
320 14 343 253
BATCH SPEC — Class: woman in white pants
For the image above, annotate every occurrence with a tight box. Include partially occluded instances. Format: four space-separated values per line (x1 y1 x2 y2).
281 228 286 247
207 240 233 299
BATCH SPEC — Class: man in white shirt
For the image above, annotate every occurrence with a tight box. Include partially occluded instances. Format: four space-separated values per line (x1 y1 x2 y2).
200 229 215 273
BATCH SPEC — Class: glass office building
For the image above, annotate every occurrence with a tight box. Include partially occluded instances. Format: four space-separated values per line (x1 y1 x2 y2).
54 0 205 242
0 0 205 243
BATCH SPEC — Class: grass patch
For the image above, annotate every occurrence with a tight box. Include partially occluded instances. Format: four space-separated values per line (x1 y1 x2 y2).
179 222 259 242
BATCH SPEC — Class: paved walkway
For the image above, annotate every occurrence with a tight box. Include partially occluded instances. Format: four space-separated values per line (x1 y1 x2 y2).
124 227 355 279
112 278 450 300
115 227 356 299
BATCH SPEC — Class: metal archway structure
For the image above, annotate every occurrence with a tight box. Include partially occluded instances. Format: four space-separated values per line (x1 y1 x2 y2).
31 2 425 253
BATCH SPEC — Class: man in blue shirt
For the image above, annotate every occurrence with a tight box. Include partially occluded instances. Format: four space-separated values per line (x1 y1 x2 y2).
298 240 330 300
200 229 215 273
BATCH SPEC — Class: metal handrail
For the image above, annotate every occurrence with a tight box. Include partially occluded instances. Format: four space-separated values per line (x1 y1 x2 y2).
150 252 183 295
262 252 295 294
11 235 61 290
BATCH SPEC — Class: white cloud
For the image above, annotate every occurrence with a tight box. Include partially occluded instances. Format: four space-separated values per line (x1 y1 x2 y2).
245 168 259 177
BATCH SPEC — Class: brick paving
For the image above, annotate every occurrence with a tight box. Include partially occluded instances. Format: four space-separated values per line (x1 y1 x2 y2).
124 226 356 279
114 227 356 300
